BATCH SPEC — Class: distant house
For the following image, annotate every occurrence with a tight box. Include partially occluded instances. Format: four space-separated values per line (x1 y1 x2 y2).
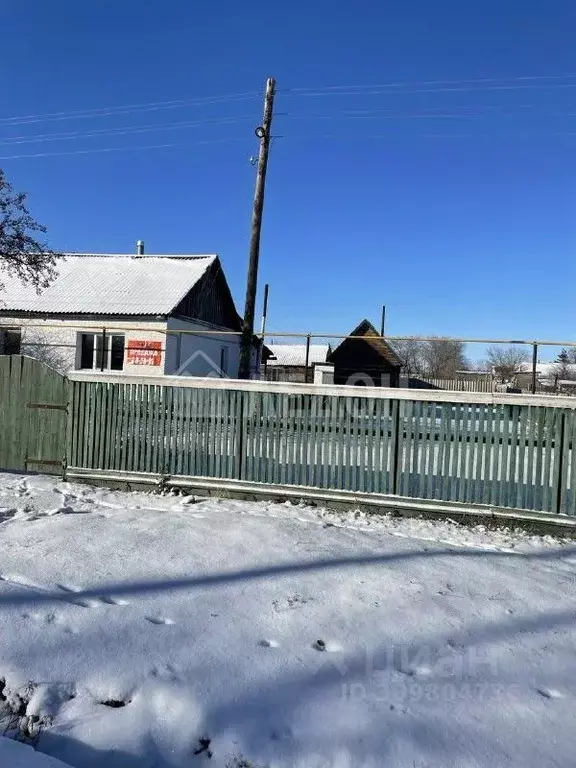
0 251 256 378
516 362 576 392
263 344 331 383
327 319 402 387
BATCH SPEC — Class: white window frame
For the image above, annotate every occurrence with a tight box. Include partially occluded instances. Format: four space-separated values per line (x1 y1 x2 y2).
77 332 125 371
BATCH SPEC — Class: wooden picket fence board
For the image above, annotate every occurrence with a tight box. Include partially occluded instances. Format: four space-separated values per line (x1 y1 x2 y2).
0 364 569 515
0 356 67 474
418 377 495 393
64 376 576 516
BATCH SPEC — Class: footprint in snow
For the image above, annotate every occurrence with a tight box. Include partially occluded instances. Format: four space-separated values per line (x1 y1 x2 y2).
150 663 179 681
99 596 129 606
537 688 564 699
259 639 280 648
0 508 18 522
313 639 342 653
401 665 433 678
145 616 175 625
17 481 31 497
56 584 100 609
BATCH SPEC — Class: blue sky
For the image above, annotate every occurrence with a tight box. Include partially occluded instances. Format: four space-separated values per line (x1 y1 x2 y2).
2 1 576 360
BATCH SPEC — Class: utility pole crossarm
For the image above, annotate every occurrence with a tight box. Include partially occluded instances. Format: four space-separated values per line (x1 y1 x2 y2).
238 77 276 379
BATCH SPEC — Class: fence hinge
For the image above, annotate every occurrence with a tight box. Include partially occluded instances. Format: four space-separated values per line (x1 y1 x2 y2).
25 458 63 467
27 403 68 411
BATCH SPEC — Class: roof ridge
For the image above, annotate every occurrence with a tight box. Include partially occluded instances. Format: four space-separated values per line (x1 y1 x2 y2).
63 253 217 260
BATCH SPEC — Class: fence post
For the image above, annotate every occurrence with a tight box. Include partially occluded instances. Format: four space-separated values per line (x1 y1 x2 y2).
555 410 567 515
235 391 246 480
391 398 401 495
63 378 73 480
304 334 311 384
532 343 538 395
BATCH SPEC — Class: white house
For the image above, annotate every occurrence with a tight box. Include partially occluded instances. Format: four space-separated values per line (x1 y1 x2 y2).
0 251 255 378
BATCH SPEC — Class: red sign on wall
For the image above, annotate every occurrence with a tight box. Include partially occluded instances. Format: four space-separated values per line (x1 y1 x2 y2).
126 340 162 366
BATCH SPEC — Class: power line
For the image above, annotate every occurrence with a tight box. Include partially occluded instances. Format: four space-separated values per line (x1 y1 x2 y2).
283 83 576 98
7 104 570 149
3 74 574 130
284 72 576 92
284 102 576 116
0 91 260 127
4 127 575 160
283 107 576 123
283 130 576 140
0 136 248 161
0 114 255 147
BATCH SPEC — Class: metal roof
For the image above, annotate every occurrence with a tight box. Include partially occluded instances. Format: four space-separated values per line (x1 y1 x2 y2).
266 344 330 367
0 254 216 316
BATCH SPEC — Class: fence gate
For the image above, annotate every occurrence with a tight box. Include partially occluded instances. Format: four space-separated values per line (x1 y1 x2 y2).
0 356 67 474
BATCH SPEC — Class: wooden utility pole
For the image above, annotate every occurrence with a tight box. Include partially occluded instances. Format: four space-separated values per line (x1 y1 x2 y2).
238 77 276 379
260 283 270 336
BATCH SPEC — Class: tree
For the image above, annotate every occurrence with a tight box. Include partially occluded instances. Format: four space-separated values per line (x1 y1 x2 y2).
392 337 468 379
0 169 61 290
421 338 469 378
392 339 425 377
486 345 528 385
551 348 576 385
21 328 70 374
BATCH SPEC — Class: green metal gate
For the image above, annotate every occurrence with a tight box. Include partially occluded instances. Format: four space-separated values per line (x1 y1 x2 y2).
0 356 67 474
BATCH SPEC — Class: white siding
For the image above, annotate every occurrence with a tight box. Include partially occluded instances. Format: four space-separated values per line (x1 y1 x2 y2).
165 318 241 378
0 316 259 379
0 317 167 375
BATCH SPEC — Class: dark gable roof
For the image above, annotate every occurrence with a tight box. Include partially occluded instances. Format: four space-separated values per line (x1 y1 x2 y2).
328 319 403 368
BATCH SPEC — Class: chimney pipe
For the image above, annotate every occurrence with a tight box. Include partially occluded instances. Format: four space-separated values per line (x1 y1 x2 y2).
136 240 145 256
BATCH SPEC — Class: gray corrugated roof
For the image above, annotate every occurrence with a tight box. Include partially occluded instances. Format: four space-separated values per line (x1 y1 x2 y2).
267 344 330 367
0 254 216 316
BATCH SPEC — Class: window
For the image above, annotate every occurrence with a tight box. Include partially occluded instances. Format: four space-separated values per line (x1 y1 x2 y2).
80 334 95 369
0 328 22 355
110 335 125 370
79 333 125 371
219 346 229 376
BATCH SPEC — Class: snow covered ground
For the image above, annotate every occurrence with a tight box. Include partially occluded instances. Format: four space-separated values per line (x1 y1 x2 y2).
0 472 575 768
0 738 72 767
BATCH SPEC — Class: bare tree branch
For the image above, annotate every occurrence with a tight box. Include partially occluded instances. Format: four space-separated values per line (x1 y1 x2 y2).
0 169 62 292
393 338 468 379
485 346 528 385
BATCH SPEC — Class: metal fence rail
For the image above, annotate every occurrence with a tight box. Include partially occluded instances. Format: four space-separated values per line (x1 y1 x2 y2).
67 373 576 517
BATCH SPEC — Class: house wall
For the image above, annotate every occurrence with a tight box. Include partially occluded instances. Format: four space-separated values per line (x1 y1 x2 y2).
165 318 242 378
264 364 329 383
333 365 399 387
0 316 167 375
264 364 308 383
0 316 259 379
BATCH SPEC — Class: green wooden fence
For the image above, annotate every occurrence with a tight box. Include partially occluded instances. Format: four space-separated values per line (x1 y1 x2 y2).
67 373 576 517
0 356 67 474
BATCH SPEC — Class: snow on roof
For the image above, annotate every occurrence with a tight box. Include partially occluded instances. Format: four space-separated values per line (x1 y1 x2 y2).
266 344 330 367
519 362 576 376
0 253 217 316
